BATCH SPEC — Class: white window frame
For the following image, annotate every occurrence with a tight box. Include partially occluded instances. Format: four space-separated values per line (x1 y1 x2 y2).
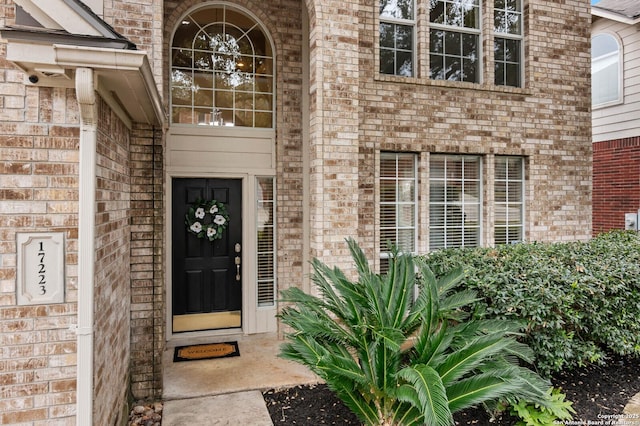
592 32 623 109
379 152 418 271
429 154 483 250
379 0 417 77
256 176 276 307
429 0 483 83
170 4 275 128
494 156 525 245
493 0 524 87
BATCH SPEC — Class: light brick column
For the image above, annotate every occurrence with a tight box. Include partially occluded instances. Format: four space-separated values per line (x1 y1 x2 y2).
306 0 361 276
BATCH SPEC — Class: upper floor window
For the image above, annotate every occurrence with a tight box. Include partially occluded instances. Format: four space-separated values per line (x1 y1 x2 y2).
494 0 523 87
429 0 481 82
171 5 274 128
592 33 622 107
380 0 415 76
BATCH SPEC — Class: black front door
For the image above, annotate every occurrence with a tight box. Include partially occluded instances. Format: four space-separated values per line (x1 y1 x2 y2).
172 178 242 332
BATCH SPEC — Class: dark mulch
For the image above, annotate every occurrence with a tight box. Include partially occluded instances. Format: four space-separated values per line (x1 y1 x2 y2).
263 354 640 425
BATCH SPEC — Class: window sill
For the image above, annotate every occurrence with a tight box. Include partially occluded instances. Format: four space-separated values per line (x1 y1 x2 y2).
375 73 532 96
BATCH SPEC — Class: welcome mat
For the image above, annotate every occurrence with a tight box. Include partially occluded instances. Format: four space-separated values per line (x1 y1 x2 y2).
173 341 240 362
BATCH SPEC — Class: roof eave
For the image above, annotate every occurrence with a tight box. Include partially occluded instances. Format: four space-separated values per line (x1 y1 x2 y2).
592 6 640 25
2 35 165 128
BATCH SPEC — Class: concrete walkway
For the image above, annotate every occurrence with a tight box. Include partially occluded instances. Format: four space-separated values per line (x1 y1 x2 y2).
162 333 319 426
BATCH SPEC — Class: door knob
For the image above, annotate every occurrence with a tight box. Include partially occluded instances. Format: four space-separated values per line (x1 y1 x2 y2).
235 256 241 281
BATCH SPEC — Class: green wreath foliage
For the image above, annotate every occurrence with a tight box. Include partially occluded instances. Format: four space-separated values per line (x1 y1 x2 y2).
185 198 229 241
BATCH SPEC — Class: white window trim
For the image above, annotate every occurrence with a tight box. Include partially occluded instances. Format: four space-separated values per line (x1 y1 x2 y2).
428 154 484 250
379 152 418 261
429 0 483 84
494 156 525 245
493 0 524 88
592 32 624 109
379 0 417 77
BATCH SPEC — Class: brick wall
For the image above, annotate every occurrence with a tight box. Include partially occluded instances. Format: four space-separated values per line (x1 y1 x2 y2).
0 3 79 421
92 96 132 425
129 124 163 400
356 0 592 260
593 137 640 234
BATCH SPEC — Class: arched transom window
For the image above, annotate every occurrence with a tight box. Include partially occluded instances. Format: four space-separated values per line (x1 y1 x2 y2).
171 5 274 128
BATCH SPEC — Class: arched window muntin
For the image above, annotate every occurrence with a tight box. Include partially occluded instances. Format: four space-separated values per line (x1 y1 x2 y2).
592 32 622 108
171 3 275 128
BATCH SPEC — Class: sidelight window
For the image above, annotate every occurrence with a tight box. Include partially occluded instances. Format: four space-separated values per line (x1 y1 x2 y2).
256 177 276 307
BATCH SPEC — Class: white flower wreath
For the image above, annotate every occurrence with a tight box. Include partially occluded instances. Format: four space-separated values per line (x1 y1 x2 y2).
185 198 230 241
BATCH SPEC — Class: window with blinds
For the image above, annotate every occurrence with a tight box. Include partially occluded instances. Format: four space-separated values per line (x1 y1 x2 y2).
380 152 417 272
494 156 524 244
256 177 275 307
429 155 481 250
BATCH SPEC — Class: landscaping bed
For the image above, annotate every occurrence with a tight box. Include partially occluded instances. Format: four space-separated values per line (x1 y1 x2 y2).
264 352 640 425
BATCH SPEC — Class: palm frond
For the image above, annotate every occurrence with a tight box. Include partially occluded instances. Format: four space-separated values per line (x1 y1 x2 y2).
398 365 454 426
446 373 519 413
436 334 517 385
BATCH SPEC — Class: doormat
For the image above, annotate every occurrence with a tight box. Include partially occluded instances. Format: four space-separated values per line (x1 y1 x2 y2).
173 341 240 362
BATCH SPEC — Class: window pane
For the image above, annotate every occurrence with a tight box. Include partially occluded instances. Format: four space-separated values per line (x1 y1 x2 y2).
380 1 415 78
431 30 478 83
396 25 413 50
396 51 413 76
494 157 524 245
257 177 275 307
380 22 395 48
494 38 521 87
379 153 417 272
592 34 621 106
494 0 522 34
380 49 396 74
430 0 479 29
430 155 482 250
380 0 414 20
445 32 461 56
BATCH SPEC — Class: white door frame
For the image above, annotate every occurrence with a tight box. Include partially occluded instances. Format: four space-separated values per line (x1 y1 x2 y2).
165 127 277 343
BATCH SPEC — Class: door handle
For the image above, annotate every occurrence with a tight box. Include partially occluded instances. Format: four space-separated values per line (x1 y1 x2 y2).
235 256 241 281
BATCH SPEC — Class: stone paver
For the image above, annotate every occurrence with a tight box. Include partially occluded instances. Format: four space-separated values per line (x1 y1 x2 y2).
163 391 273 426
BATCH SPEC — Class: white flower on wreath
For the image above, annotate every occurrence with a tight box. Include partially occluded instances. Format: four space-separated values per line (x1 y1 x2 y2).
195 207 206 219
210 205 219 214
190 222 203 233
206 226 217 238
213 214 226 225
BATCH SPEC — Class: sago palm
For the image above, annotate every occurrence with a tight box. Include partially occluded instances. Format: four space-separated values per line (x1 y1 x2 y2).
279 239 552 426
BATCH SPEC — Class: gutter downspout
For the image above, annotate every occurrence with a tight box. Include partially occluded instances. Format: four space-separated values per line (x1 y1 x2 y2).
75 67 97 426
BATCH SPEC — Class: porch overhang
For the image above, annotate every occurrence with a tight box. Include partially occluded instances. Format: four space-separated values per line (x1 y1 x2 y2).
1 28 165 128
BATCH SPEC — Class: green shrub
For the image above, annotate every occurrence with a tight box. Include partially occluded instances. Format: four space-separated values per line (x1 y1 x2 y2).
279 239 554 426
424 231 640 376
509 387 575 426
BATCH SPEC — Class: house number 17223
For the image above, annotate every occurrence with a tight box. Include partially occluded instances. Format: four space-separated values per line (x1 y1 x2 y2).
17 232 65 306
37 241 47 295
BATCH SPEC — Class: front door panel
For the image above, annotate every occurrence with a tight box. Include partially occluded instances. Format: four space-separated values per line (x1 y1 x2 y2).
172 178 242 332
